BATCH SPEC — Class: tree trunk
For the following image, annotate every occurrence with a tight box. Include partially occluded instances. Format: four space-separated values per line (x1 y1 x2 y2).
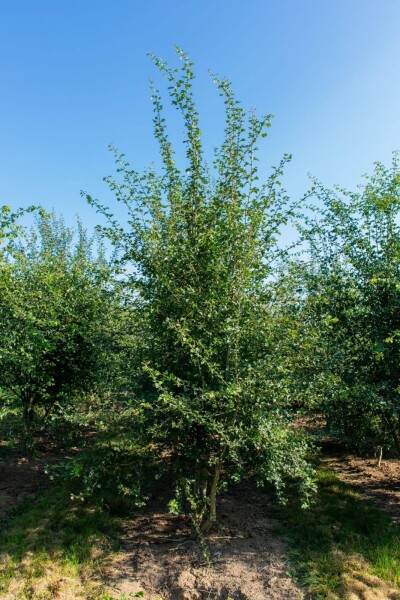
194 464 208 499
202 464 221 533
22 398 34 425
376 445 383 468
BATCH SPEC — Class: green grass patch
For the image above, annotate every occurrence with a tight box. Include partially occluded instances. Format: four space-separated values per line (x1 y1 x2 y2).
279 469 400 598
0 485 121 599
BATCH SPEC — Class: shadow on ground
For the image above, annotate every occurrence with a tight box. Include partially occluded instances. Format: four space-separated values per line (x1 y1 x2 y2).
104 483 301 600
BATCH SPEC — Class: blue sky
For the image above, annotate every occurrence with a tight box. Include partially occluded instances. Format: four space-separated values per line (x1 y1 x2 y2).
1 0 400 229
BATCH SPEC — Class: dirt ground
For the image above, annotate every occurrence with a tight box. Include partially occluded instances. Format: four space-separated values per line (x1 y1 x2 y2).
105 484 302 600
324 452 400 525
0 449 50 521
0 447 302 599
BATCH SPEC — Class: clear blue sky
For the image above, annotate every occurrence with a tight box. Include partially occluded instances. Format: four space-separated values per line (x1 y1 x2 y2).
1 0 400 228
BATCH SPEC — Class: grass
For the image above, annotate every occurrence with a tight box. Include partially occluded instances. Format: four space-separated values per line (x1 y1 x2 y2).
0 485 121 599
279 468 400 598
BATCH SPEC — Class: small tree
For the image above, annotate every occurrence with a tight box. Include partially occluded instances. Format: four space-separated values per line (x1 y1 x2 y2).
88 49 314 530
0 209 115 425
302 154 400 452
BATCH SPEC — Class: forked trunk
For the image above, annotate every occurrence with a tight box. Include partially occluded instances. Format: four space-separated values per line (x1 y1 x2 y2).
201 464 221 533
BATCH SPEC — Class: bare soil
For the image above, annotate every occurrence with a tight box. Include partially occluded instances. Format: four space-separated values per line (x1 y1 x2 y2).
0 449 51 520
323 452 400 524
105 484 302 600
0 447 303 599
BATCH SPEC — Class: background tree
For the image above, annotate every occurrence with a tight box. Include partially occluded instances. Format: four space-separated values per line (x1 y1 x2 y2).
0 210 117 426
301 154 400 452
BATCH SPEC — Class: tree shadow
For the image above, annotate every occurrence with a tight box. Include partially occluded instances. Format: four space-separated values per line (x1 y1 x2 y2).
104 482 301 600
279 469 400 598
0 473 303 600
0 477 121 598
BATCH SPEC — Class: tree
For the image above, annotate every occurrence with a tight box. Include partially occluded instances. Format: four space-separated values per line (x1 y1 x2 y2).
88 48 315 530
0 209 116 425
301 154 400 452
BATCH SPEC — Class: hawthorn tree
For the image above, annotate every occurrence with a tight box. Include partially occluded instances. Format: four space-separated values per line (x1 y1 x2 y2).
88 49 315 530
301 154 400 452
0 209 116 425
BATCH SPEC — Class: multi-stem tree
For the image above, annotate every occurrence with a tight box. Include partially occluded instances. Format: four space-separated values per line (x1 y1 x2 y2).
88 49 314 530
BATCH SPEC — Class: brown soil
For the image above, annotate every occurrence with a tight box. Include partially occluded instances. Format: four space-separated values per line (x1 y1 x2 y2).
0 450 51 520
323 452 400 524
105 484 302 600
0 444 303 599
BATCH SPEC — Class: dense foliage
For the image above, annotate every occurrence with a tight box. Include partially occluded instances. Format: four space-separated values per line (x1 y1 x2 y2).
0 209 116 425
300 155 400 452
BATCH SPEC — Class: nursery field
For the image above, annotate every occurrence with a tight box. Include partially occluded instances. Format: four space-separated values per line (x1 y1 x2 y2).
2 50 400 599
